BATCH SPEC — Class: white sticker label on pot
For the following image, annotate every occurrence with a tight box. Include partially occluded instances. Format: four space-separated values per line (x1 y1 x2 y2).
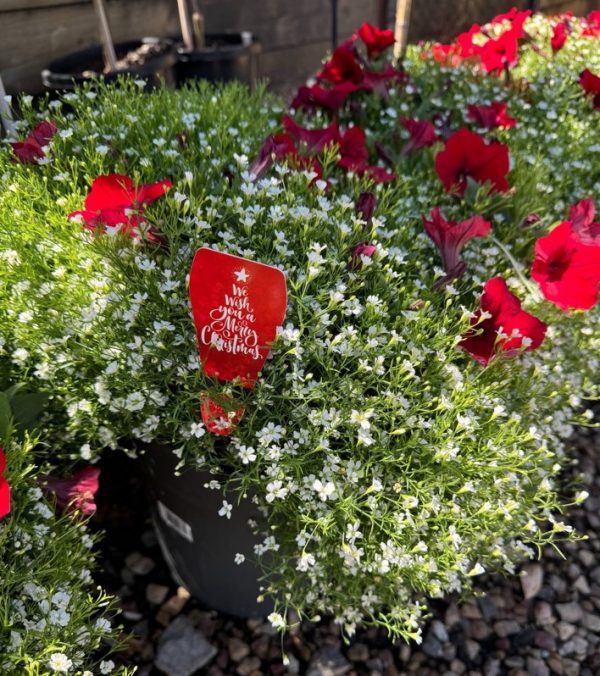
157 500 194 543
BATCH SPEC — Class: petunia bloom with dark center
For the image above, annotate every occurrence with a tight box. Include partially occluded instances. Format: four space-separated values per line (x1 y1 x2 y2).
10 120 57 164
40 467 100 516
531 220 600 311
459 277 547 366
422 207 491 280
69 174 171 239
435 128 510 196
318 43 364 85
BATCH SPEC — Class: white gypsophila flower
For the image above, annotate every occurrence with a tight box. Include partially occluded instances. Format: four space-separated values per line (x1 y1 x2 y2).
268 612 286 630
48 653 73 673
218 500 232 519
312 479 336 502
234 553 245 565
100 660 115 674
238 445 257 464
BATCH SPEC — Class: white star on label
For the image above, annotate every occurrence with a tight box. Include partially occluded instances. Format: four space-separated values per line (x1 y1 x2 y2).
234 268 249 282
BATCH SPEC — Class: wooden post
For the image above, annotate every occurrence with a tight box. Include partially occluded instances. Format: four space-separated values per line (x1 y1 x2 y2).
190 0 205 48
177 0 195 50
393 0 412 60
92 0 117 71
0 74 16 138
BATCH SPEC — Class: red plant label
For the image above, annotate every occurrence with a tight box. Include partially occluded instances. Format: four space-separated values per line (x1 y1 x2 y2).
189 247 287 388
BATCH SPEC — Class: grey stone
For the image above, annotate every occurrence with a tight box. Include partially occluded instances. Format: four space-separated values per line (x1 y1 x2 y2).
227 637 251 663
431 619 449 643
579 550 595 567
556 602 583 623
574 576 591 595
154 615 217 676
560 635 588 657
236 656 261 675
450 659 466 675
493 620 521 638
146 583 169 606
306 645 351 676
534 601 554 625
464 639 480 661
557 621 577 641
421 632 444 659
346 643 369 662
521 564 544 600
534 630 556 651
483 658 501 676
526 657 550 676
562 657 581 676
583 611 600 633
469 620 491 640
125 551 156 576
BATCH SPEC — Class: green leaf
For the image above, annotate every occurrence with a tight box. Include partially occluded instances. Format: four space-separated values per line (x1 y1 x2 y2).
0 392 10 441
10 392 49 431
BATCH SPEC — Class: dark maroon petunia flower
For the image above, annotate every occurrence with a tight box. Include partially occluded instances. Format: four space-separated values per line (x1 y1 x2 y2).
467 101 517 130
10 120 57 164
459 277 547 366
435 128 510 196
580 69 600 110
318 43 364 84
349 241 377 270
291 82 359 113
282 115 340 154
248 134 298 179
69 174 171 239
40 467 100 515
354 23 395 59
422 207 491 277
568 198 600 245
355 192 376 225
399 117 438 154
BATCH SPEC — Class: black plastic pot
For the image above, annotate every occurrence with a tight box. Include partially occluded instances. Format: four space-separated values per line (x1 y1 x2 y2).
41 38 176 91
145 444 273 617
175 32 261 89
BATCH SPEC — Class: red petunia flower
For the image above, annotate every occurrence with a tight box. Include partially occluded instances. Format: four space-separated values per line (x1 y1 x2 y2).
337 126 395 183
282 115 340 154
435 128 510 196
422 207 491 278
291 82 359 113
399 117 438 153
582 10 600 37
200 394 245 436
40 467 100 515
551 22 568 52
569 198 600 245
10 120 57 164
318 43 364 84
69 174 171 239
467 101 517 130
0 448 10 519
579 69 600 110
355 191 376 224
459 277 547 366
354 23 395 59
531 220 600 311
248 133 298 179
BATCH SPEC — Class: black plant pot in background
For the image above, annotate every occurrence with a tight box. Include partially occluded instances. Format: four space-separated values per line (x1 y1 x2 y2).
41 38 176 91
175 32 261 90
145 443 273 618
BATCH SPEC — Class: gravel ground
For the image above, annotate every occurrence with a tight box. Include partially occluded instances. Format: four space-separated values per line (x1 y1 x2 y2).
94 426 600 676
